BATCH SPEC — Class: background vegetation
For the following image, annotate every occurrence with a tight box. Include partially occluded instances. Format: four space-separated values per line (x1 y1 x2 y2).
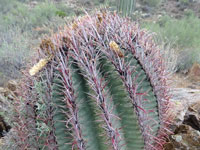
0 0 73 85
142 13 200 71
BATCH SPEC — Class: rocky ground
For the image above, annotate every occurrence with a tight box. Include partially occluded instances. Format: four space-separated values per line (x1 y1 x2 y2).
160 0 200 19
164 63 200 150
136 0 200 19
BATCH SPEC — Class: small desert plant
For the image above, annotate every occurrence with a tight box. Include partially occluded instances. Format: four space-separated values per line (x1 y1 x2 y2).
3 11 172 150
0 27 30 86
142 14 200 71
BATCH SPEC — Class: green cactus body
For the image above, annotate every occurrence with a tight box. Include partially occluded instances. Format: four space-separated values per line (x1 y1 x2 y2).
9 12 172 150
117 0 135 17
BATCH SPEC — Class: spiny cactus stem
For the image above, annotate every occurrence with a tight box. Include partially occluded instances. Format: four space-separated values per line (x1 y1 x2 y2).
43 68 60 150
15 74 42 149
103 50 142 94
146 133 163 149
57 51 86 150
102 53 152 141
13 100 31 149
147 143 158 150
133 42 170 125
70 48 122 150
130 37 172 149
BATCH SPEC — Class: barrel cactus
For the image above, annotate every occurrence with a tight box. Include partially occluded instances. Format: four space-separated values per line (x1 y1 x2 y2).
5 11 172 150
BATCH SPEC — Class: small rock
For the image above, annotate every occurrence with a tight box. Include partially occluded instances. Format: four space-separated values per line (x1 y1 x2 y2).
141 13 151 18
0 87 9 97
5 80 17 92
183 101 200 131
30 1 38 6
172 135 182 142
188 62 200 81
166 124 200 150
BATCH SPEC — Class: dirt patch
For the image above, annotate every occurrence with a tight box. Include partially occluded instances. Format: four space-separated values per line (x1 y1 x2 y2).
160 0 200 18
170 73 200 89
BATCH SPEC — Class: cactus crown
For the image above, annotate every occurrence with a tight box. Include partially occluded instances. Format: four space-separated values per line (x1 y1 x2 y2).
6 11 171 150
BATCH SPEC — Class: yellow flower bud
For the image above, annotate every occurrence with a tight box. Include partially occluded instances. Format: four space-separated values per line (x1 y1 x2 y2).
97 13 103 23
72 22 78 30
29 58 48 76
109 41 124 57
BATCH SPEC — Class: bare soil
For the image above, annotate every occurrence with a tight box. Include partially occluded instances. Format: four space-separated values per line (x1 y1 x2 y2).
160 0 200 19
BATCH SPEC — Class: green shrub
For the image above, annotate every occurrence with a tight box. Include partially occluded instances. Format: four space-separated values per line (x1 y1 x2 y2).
0 0 74 85
0 0 74 30
179 0 190 5
55 2 75 17
0 27 30 85
28 2 59 28
0 0 28 30
0 0 19 14
56 10 67 18
142 14 200 71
